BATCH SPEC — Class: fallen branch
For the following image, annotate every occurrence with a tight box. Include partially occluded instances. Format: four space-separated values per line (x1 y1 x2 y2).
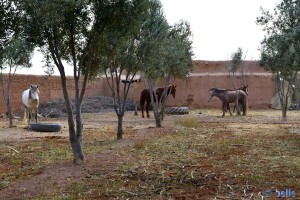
7 146 20 154
229 144 243 147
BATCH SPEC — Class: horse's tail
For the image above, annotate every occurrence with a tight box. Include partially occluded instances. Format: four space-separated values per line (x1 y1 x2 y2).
243 94 248 115
140 90 145 107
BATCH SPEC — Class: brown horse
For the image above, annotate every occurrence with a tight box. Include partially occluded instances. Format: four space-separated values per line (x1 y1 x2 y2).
226 85 249 112
140 85 177 118
231 85 248 95
208 87 248 117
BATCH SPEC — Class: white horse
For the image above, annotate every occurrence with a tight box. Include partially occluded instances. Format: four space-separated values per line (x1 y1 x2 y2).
22 84 39 124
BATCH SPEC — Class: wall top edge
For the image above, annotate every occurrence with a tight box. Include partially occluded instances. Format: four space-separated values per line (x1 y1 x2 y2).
189 72 273 76
193 59 258 62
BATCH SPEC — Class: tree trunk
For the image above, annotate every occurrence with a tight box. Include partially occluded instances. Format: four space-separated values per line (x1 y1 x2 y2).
117 114 124 140
134 103 138 115
47 30 86 164
281 93 288 121
60 74 85 164
6 96 13 128
154 111 162 128
0 73 14 127
282 107 287 121
70 129 84 164
75 100 83 143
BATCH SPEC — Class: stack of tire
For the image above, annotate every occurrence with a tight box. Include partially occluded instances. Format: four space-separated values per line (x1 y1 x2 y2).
164 107 189 115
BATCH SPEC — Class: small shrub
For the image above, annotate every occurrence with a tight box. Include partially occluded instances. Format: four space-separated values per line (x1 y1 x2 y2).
176 117 199 128
133 141 145 150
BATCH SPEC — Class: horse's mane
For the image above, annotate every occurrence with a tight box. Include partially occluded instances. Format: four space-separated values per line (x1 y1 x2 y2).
210 88 226 92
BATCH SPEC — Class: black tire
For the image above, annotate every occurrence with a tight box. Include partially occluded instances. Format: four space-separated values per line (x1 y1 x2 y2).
164 107 189 115
29 123 63 132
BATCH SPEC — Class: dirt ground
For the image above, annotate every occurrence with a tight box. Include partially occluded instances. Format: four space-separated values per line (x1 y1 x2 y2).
0 109 175 199
0 107 300 199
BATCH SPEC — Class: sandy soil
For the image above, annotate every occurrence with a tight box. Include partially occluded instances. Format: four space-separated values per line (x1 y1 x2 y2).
0 108 300 199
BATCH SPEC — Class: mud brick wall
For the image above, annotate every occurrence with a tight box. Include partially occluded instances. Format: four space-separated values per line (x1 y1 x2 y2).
0 74 105 114
160 73 274 109
127 60 275 110
0 60 275 114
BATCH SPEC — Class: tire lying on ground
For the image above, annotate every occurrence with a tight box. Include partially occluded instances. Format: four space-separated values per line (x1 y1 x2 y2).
29 123 63 132
164 107 189 115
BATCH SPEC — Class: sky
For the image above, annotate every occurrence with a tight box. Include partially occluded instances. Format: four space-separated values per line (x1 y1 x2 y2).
17 0 278 75
160 0 278 61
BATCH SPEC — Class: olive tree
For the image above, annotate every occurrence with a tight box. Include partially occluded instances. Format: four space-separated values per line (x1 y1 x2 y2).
1 38 33 127
158 21 194 122
140 5 194 128
227 47 243 114
138 0 170 127
21 0 130 163
93 0 150 140
257 0 300 120
0 0 33 127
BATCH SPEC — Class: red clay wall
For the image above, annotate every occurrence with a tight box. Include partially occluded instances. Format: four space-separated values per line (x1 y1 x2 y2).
0 74 105 114
164 60 274 109
161 73 274 109
129 60 274 109
0 60 274 114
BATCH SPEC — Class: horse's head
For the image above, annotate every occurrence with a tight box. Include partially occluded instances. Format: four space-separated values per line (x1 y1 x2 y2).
29 84 39 103
242 85 249 96
169 85 177 98
208 88 217 102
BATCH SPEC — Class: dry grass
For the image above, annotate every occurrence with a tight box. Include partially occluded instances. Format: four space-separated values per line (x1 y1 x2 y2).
1 109 300 199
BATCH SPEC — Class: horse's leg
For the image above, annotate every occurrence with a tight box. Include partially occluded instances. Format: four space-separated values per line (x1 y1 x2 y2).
228 105 233 116
140 101 145 118
222 102 226 117
233 102 236 113
240 103 243 115
24 106 28 125
233 102 241 113
227 103 233 116
237 103 241 115
242 99 247 116
34 108 38 123
141 107 145 118
146 101 150 118
28 109 32 123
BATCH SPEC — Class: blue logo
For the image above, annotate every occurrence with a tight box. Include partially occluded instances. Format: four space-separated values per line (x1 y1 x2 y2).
264 189 272 197
263 188 296 198
276 188 296 198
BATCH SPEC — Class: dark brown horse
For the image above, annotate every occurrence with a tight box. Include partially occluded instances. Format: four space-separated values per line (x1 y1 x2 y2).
226 85 249 112
140 85 177 118
208 87 248 117
232 85 248 95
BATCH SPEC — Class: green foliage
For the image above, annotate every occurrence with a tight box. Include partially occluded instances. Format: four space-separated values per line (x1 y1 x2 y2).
228 47 243 73
1 37 33 70
81 0 152 139
139 1 194 81
138 0 170 80
257 0 300 78
21 0 92 73
257 0 300 120
90 0 150 78
164 20 194 79
136 0 194 127
0 0 24 66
